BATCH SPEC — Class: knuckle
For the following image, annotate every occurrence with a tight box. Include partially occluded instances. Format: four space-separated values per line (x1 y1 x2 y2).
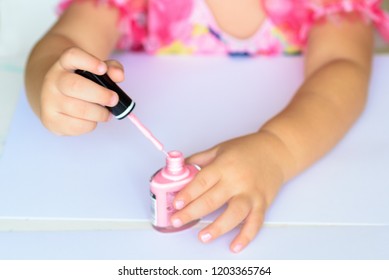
62 47 79 61
178 210 195 223
66 75 82 95
229 202 249 219
253 195 268 211
201 194 217 210
76 102 90 119
196 175 209 189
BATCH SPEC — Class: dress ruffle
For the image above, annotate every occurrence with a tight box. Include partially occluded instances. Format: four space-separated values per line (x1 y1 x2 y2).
57 0 389 54
57 0 147 50
263 0 389 47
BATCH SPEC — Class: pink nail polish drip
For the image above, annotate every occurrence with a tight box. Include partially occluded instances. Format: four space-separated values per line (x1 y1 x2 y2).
128 114 168 156
150 150 200 233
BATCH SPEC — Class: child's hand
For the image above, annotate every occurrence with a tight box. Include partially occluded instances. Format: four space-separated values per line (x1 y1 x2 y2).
40 47 124 135
171 132 290 253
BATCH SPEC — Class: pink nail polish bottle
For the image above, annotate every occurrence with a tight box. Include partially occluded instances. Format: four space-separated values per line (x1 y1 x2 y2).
150 150 200 233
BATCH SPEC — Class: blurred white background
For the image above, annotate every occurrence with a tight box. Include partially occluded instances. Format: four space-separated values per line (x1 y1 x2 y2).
0 0 57 154
0 0 58 57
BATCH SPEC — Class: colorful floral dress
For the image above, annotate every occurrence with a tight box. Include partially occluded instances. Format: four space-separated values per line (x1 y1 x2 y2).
58 0 389 56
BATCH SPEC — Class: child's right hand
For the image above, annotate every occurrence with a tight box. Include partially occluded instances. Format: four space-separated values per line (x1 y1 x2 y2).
40 47 123 136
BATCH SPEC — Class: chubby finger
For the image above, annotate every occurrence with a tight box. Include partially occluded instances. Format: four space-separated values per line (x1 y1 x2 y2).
197 196 251 244
48 113 98 136
106 60 125 83
173 165 221 211
186 146 218 167
59 47 107 74
60 96 111 123
58 73 118 107
229 208 265 254
171 181 228 228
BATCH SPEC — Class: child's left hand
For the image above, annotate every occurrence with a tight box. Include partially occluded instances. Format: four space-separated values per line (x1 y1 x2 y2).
171 131 293 253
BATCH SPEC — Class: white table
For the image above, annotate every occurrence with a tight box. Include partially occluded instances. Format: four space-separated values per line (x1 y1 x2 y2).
0 54 388 259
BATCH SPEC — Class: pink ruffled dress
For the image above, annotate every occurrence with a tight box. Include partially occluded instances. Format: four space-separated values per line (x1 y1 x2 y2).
58 0 389 56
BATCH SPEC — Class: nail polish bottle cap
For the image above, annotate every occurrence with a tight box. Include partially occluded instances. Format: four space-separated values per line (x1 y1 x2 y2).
75 70 136 119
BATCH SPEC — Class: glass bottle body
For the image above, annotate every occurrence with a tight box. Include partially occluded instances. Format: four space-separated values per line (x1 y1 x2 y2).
150 151 199 232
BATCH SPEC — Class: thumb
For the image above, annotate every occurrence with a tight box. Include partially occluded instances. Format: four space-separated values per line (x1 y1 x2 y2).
106 60 125 83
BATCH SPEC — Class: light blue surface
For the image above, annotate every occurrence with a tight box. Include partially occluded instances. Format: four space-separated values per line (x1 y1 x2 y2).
0 225 388 260
0 54 388 259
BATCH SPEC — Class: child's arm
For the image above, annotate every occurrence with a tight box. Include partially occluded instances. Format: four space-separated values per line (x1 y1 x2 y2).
171 15 374 253
25 1 122 135
265 15 374 179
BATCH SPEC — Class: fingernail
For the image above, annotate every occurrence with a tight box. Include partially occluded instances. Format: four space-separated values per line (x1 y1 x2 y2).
172 218 183 228
232 243 243 253
200 233 212 243
107 114 113 121
97 63 106 74
110 93 118 106
175 200 185 210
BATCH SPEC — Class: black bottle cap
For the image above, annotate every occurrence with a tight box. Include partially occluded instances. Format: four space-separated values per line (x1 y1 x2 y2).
75 69 136 119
